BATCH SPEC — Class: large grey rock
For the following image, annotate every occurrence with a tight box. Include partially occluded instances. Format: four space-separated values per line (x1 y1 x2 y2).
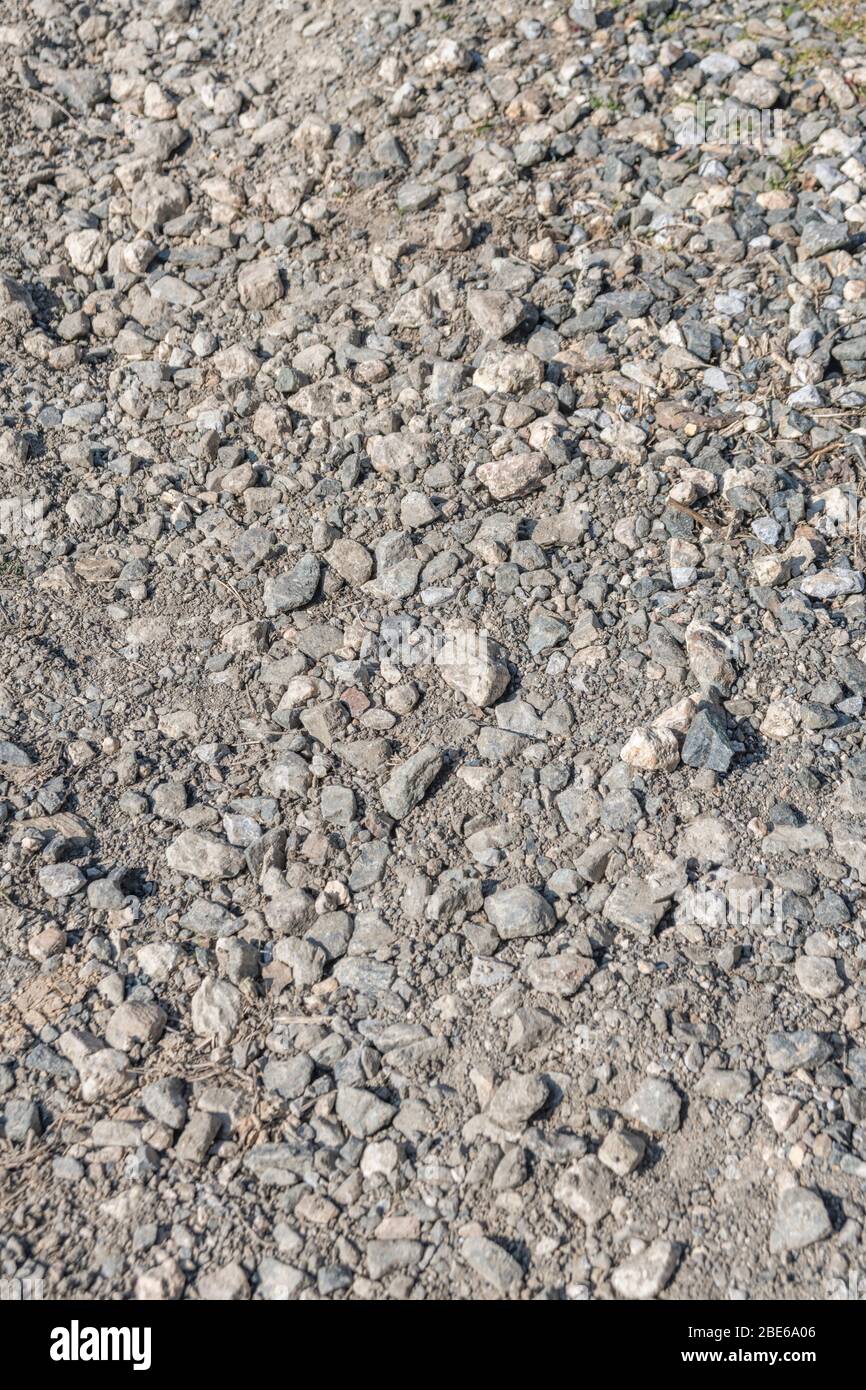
264 888 316 935
603 875 667 939
681 706 736 773
766 1030 832 1074
770 1187 832 1254
462 1236 524 1293
263 1055 315 1100
795 956 843 1000
263 554 320 614
611 1240 680 1299
555 1155 613 1226
435 630 510 706
476 451 552 500
380 745 443 819
166 830 245 881
191 978 242 1046
335 1086 396 1138
4 1098 42 1143
484 885 555 940
487 1072 549 1131
38 863 86 898
105 1000 167 1052
622 1078 683 1134
0 740 32 767
141 1077 187 1129
800 219 851 258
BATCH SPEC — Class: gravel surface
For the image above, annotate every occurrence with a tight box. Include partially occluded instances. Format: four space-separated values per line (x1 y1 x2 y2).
3 0 866 1302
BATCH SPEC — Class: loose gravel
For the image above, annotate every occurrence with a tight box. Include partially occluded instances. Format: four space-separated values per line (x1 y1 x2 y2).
2 0 866 1302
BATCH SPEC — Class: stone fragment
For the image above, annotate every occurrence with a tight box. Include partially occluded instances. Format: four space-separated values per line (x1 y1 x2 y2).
766 1031 832 1074
380 745 443 820
484 886 555 940
435 630 510 706
795 956 843 1000
604 876 667 940
598 1129 646 1176
238 258 284 310
622 1079 682 1134
620 725 680 772
487 1072 549 1131
191 979 242 1046
611 1240 680 1300
555 1155 613 1225
770 1188 832 1254
166 830 245 881
681 706 736 773
105 1001 167 1052
476 452 552 500
264 555 320 614
335 1087 396 1138
462 1237 524 1294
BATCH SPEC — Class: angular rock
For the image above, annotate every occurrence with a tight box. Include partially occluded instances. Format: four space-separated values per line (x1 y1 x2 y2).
167 830 245 881
484 885 555 940
622 1078 682 1134
380 745 444 820
611 1240 680 1300
770 1187 832 1254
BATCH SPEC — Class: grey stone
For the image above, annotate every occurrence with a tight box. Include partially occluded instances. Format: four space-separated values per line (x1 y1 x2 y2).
141 1077 187 1129
766 1031 832 1074
380 745 444 820
484 885 554 940
176 1112 220 1163
611 1240 680 1300
555 1155 613 1225
770 1187 832 1254
488 1072 549 1131
800 220 851 258
604 875 667 940
263 1055 315 1100
0 741 32 767
622 1078 682 1134
462 1236 524 1293
681 706 736 773
38 863 86 898
264 554 321 614
4 1098 42 1143
335 1086 396 1138
191 978 242 1046
166 830 245 881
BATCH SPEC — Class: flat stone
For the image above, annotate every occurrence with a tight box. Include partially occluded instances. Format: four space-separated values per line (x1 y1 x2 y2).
335 1086 396 1138
462 1236 524 1294
263 554 320 614
166 830 245 881
766 1030 832 1074
604 875 667 940
37 863 86 898
435 630 510 706
555 1155 613 1225
476 451 552 500
380 745 443 820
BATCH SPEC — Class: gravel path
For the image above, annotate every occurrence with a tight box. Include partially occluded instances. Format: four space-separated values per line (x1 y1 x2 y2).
2 0 866 1301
